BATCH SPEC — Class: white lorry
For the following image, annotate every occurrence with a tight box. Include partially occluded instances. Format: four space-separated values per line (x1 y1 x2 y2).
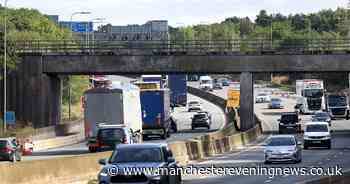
295 79 325 114
83 82 142 152
199 75 213 91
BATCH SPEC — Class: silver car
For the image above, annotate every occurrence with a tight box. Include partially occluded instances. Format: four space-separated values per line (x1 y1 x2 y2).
264 135 302 164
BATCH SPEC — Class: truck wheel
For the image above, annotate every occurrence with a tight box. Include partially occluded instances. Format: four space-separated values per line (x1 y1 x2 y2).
142 135 148 140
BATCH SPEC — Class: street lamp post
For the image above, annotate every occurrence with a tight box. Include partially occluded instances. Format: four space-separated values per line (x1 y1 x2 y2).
68 11 91 121
89 18 106 48
176 22 185 51
3 0 8 133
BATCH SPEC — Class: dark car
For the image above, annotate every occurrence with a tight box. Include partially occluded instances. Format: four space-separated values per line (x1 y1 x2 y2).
268 98 283 109
191 112 211 130
98 143 181 184
278 112 301 134
213 82 223 90
88 125 136 152
0 138 22 162
312 112 332 126
221 79 230 86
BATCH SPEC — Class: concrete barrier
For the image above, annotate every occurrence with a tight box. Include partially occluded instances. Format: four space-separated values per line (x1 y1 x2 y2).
33 132 85 151
0 151 111 184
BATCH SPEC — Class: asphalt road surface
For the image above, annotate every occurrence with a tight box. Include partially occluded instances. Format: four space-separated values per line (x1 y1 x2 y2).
183 82 350 184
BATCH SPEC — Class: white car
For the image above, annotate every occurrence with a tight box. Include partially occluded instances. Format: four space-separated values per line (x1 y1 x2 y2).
255 93 271 103
303 122 331 149
188 101 202 112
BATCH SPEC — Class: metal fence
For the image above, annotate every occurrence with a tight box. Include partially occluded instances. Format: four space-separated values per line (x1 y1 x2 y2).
8 39 350 55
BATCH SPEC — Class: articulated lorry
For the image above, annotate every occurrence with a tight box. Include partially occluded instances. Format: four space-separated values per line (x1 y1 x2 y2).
296 79 325 114
140 89 171 139
326 93 349 119
168 74 187 107
83 82 142 152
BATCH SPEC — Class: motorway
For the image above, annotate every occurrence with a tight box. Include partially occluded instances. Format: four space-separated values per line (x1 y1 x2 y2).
183 82 350 184
11 76 225 162
5 77 350 184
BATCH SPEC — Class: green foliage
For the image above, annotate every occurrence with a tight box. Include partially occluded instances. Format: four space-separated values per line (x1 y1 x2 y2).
0 7 72 70
170 8 350 42
62 76 89 105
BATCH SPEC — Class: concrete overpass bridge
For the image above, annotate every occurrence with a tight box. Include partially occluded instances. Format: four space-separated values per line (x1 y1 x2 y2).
4 39 350 130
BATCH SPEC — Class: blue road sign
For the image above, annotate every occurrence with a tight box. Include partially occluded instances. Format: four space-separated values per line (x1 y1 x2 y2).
5 111 15 125
59 21 93 33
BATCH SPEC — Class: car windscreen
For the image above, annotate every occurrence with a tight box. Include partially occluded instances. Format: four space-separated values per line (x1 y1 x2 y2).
271 99 281 102
304 89 323 98
110 147 163 163
194 114 207 119
267 137 295 146
306 125 328 132
0 141 7 148
281 114 298 123
98 128 125 140
315 113 329 118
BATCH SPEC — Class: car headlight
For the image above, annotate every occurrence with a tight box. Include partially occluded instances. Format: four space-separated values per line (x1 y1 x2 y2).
99 168 109 177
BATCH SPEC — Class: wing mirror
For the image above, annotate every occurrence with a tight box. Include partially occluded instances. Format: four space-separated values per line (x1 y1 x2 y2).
99 159 107 165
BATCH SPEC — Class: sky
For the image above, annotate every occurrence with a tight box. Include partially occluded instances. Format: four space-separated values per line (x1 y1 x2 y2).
4 0 349 27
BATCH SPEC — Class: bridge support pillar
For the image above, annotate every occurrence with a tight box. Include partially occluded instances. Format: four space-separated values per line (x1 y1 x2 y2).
240 72 255 131
7 56 62 128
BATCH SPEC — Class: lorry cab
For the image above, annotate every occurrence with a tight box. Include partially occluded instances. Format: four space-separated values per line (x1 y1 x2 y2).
199 76 213 91
326 94 349 120
296 79 325 114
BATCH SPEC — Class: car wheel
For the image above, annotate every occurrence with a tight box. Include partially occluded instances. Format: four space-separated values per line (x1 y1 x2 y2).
88 147 96 153
207 125 210 130
161 133 167 140
264 160 271 165
142 135 148 140
191 126 195 130
166 131 171 138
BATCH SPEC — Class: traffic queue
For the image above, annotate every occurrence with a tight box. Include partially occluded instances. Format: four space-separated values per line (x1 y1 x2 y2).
83 75 187 152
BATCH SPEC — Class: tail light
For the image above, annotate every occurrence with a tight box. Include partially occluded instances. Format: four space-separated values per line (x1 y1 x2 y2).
156 113 161 126
123 137 128 144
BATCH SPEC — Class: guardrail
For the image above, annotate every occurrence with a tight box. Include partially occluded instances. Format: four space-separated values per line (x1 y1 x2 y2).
6 39 350 55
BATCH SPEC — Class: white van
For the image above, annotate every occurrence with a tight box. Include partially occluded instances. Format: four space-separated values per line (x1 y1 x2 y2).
199 76 213 90
303 122 331 149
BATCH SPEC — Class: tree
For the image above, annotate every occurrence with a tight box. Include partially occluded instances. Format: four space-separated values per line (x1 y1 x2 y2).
255 10 271 27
